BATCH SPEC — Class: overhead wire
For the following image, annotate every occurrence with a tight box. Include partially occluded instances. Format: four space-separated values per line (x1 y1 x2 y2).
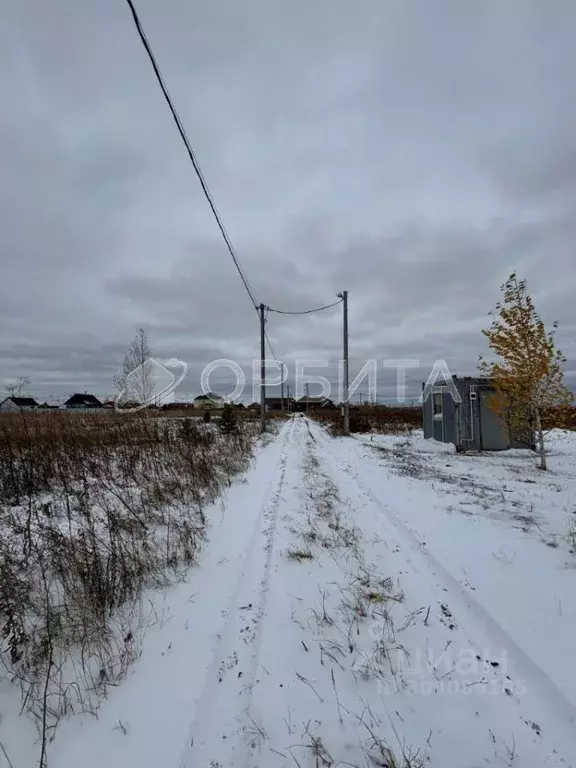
123 0 341 370
123 0 258 312
264 330 278 361
266 297 343 315
263 299 342 362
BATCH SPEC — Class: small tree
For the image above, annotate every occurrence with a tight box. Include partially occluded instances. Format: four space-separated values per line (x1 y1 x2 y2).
179 417 195 441
219 403 238 435
114 328 153 406
5 375 31 397
479 273 572 470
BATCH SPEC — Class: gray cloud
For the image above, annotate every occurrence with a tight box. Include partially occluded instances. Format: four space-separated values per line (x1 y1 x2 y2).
1 0 575 403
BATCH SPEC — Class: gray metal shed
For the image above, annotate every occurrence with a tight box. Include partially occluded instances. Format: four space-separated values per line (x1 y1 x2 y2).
422 376 531 452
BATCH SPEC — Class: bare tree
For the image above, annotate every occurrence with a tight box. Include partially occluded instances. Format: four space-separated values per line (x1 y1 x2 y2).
5 375 31 397
114 328 154 406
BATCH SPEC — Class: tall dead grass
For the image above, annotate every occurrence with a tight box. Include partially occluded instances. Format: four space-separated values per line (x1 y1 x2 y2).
312 405 422 436
0 411 257 763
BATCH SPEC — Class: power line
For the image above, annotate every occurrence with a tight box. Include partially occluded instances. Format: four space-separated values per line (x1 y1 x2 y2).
263 298 342 361
124 1 342 381
266 297 343 315
265 330 278 361
123 0 258 311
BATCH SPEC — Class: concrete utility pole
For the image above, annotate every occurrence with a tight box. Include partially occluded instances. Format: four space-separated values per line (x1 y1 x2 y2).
281 361 285 412
340 290 350 435
259 303 266 432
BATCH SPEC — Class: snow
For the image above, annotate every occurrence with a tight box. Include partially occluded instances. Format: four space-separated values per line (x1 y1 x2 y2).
3 418 576 767
409 436 456 454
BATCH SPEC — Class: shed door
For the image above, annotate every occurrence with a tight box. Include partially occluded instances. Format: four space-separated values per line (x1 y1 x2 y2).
432 390 444 441
479 390 509 450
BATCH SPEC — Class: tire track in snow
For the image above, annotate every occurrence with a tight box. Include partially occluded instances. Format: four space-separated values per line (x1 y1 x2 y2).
178 418 295 768
310 419 576 759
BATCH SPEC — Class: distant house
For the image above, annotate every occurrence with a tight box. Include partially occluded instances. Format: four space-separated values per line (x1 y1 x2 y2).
160 402 195 411
265 397 294 412
193 393 225 411
422 376 534 451
294 396 336 412
64 393 103 410
0 396 39 413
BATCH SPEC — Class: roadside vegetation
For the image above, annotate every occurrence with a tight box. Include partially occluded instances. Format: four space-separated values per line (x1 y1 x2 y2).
313 405 422 437
0 410 259 765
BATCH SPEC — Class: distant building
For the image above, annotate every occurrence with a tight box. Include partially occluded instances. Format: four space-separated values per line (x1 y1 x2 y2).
293 396 336 412
193 393 225 411
265 397 294 412
0 396 39 413
422 376 534 451
161 402 195 411
64 393 103 410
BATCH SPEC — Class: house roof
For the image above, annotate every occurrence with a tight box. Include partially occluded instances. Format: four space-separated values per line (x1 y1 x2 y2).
194 393 223 401
265 397 294 404
4 396 39 407
64 393 103 407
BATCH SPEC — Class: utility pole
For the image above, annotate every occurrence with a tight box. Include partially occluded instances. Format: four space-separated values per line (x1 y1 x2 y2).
339 290 350 434
259 303 266 432
281 361 285 412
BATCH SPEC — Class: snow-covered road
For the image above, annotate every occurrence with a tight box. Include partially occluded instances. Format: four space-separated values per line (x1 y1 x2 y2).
44 417 576 766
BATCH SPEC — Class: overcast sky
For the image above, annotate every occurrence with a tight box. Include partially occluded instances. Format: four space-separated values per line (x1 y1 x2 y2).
1 0 575 403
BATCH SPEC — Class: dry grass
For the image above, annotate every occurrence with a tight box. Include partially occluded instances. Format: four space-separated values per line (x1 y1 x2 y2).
0 410 258 762
312 406 422 437
286 547 315 562
289 723 425 768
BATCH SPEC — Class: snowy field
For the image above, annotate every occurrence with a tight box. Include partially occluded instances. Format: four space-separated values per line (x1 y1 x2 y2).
3 417 575 767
